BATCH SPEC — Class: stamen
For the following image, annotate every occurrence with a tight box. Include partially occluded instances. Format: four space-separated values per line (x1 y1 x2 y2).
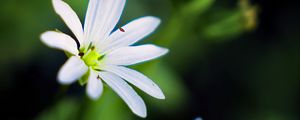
91 46 95 50
78 52 84 57
119 27 125 32
87 43 93 50
97 75 101 80
98 55 105 61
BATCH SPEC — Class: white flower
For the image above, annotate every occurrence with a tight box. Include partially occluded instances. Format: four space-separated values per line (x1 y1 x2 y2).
40 0 168 118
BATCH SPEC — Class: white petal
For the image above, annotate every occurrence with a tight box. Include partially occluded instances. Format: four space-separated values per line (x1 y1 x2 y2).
104 44 169 66
86 69 103 100
40 31 78 55
99 72 147 118
101 16 161 53
58 56 88 84
84 0 125 46
52 0 83 44
102 65 165 99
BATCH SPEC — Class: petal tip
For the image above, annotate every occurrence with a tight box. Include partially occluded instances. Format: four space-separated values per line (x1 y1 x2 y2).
146 16 161 23
156 92 166 99
162 48 169 55
87 87 101 100
40 31 50 41
151 16 161 27
40 31 55 43
57 75 71 85
57 70 76 85
87 93 100 101
135 109 147 118
57 57 88 85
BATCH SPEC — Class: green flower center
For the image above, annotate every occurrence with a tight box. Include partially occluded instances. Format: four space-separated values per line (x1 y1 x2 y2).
81 48 104 68
78 45 104 86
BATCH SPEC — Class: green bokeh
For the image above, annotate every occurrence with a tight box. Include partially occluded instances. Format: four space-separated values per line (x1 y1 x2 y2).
1 0 298 120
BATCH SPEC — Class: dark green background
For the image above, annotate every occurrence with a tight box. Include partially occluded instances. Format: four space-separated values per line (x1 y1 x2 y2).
0 0 299 120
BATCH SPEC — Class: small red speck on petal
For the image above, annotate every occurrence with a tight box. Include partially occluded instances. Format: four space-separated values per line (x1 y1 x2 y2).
119 27 125 32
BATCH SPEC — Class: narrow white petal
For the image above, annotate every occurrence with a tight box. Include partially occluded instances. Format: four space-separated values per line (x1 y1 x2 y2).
101 16 161 53
58 56 88 84
86 69 103 100
84 0 125 46
102 65 165 99
40 31 78 55
99 72 147 118
52 0 83 44
104 44 169 66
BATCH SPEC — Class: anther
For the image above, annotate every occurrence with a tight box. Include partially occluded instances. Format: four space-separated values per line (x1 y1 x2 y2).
97 75 101 80
119 27 125 32
78 52 84 57
91 46 95 50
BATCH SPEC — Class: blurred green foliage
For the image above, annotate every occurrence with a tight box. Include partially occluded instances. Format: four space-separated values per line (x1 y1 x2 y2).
32 0 258 119
8 0 300 120
36 97 81 120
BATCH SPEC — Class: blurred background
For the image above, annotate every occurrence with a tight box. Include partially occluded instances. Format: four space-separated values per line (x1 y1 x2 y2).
0 0 299 120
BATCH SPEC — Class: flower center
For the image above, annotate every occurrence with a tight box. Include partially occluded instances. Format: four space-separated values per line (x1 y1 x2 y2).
82 50 103 68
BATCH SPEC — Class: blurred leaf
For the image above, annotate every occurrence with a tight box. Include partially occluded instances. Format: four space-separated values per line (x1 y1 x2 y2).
157 0 215 46
139 62 188 113
156 15 183 46
36 97 81 120
203 10 245 41
0 0 49 63
202 0 258 41
82 86 134 120
181 0 215 17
